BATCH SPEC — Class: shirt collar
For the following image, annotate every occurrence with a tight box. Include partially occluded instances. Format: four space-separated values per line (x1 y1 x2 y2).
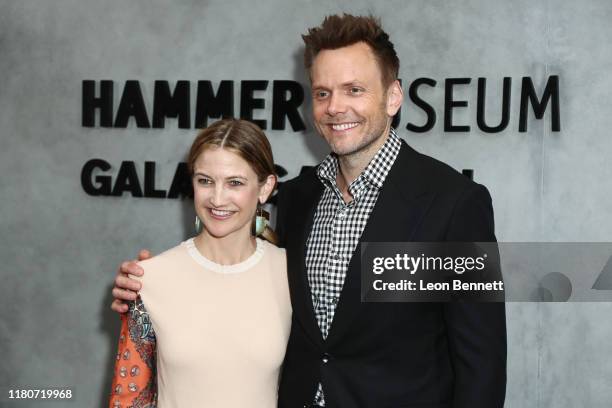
316 127 402 193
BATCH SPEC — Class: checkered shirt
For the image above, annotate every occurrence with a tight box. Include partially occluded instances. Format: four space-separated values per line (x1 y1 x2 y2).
306 128 402 405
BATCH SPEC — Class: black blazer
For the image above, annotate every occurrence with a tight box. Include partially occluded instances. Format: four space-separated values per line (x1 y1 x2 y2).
275 141 506 408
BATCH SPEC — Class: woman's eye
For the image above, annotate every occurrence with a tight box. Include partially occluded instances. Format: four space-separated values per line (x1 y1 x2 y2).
198 178 212 185
229 180 244 186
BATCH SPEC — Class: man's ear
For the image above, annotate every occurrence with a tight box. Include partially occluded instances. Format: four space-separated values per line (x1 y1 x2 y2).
259 174 277 204
386 80 403 117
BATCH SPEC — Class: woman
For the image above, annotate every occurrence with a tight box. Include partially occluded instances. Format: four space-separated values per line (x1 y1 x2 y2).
109 119 291 407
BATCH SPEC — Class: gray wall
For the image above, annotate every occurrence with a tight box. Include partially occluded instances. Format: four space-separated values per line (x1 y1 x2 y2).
1 0 611 406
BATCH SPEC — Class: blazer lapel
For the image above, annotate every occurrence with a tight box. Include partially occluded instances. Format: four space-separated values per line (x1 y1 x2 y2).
325 142 436 345
286 171 325 346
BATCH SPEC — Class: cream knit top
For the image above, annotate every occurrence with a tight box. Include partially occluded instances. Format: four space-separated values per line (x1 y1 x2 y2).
134 238 291 407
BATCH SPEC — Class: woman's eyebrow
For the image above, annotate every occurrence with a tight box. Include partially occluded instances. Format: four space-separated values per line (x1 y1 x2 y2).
193 172 248 180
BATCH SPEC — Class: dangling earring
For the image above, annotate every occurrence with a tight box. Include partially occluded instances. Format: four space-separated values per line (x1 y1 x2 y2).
195 216 202 234
254 205 270 236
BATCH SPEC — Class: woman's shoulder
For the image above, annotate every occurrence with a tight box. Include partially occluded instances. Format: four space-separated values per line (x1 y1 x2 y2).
135 242 189 278
259 238 286 260
258 239 287 279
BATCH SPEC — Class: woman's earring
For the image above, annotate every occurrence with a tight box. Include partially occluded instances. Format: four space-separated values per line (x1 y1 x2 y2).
195 216 202 234
254 206 270 236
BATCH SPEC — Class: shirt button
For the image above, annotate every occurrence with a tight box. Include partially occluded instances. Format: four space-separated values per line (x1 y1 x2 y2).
322 353 331 364
331 297 339 305
337 210 347 219
330 253 340 261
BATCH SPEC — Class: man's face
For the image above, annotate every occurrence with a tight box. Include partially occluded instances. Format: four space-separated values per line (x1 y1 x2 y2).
310 42 401 158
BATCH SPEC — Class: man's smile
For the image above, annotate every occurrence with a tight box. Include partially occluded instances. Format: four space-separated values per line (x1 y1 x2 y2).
328 122 361 132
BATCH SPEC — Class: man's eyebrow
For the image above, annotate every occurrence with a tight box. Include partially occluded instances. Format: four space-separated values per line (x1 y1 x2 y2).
341 80 365 87
312 80 364 90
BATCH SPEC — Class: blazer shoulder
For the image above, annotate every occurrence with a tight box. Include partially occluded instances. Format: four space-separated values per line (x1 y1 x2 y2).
418 151 473 191
398 142 486 197
396 143 496 240
279 165 319 191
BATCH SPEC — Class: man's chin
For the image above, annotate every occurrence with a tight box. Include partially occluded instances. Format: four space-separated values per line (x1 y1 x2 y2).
330 144 362 157
325 136 361 156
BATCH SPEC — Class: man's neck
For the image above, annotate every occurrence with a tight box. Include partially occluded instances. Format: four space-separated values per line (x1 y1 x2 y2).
335 126 391 202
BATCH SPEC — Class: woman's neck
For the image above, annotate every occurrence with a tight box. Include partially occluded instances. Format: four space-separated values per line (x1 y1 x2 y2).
194 231 257 265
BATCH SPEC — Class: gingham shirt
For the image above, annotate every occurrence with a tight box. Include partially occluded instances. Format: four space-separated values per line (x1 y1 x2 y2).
306 128 402 405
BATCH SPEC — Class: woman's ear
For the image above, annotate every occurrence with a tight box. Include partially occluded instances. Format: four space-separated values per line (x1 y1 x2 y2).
258 174 277 204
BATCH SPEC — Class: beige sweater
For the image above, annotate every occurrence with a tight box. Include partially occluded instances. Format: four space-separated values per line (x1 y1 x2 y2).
133 238 291 408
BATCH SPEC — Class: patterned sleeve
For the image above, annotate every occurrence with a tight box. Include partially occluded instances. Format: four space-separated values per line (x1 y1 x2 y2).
109 296 157 407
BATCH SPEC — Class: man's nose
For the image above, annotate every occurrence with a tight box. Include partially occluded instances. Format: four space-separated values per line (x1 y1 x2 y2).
326 93 346 116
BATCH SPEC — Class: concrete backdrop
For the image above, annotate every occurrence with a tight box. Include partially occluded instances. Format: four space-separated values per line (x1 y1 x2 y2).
1 0 611 406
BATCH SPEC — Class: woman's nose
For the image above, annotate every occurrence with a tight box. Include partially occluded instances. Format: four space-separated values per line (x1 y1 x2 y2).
209 185 227 207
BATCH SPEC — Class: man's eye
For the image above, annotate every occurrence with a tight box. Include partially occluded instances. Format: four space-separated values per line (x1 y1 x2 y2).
315 90 329 98
229 180 244 186
349 87 363 95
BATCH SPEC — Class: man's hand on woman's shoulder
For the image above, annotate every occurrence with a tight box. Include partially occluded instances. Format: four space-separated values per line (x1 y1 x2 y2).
110 249 151 313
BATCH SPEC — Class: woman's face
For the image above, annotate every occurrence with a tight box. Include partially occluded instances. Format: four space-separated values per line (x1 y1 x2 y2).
192 147 274 241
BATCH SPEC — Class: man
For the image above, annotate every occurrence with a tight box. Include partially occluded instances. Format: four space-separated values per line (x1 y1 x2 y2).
111 14 506 407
